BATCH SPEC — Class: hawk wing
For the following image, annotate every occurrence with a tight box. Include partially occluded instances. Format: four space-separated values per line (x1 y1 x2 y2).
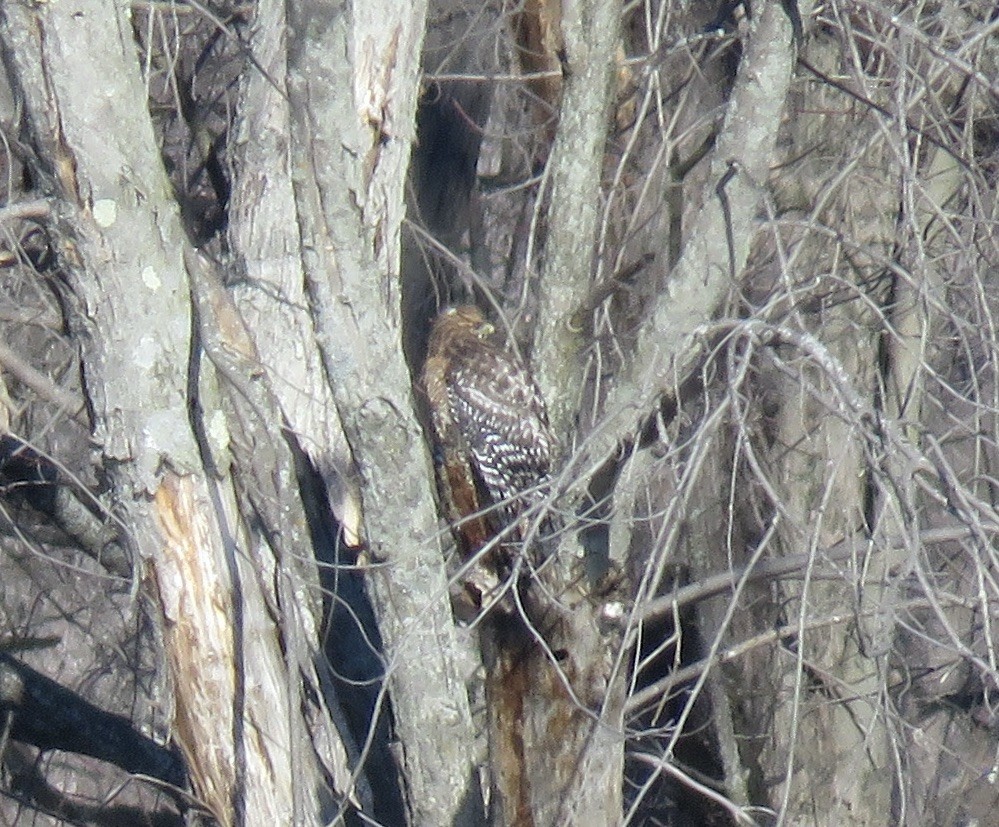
446 343 554 510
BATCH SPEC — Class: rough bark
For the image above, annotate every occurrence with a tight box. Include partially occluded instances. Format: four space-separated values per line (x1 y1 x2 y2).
3 2 997 825
532 0 622 438
472 3 629 823
227 0 363 548
0 2 353 823
282 1 484 823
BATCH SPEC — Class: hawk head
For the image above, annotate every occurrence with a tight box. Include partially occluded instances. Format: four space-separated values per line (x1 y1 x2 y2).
437 305 494 340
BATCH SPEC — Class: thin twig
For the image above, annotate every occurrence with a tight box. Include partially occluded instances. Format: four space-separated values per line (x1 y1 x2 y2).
0 341 86 424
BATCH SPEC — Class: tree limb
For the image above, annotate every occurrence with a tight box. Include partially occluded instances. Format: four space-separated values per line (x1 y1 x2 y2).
582 0 808 468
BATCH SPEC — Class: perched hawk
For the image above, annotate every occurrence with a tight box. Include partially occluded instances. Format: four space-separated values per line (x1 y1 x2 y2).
420 305 555 569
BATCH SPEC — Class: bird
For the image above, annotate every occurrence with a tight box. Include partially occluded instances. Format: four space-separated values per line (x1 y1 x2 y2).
420 305 555 577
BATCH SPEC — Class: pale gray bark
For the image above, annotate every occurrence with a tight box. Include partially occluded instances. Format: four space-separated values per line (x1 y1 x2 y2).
3 1 997 825
532 0 623 438
227 0 363 548
0 2 353 823
282 1 484 823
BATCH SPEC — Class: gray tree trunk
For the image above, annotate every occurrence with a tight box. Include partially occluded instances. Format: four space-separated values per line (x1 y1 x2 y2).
0 2 353 823
282 1 484 823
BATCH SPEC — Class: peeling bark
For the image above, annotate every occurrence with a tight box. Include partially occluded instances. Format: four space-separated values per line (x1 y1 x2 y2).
0 2 354 822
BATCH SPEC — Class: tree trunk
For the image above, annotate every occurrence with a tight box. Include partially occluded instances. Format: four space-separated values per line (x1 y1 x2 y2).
0 2 353 823
282 1 484 822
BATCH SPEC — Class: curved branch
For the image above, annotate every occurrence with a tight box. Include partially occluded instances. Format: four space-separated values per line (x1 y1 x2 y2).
584 1 808 467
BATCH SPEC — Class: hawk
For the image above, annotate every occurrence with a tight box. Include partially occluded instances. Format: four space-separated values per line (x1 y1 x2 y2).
420 305 555 570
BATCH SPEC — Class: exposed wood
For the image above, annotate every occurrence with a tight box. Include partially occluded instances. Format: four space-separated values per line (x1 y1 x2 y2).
152 472 239 824
3 1 998 824
0 2 354 823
